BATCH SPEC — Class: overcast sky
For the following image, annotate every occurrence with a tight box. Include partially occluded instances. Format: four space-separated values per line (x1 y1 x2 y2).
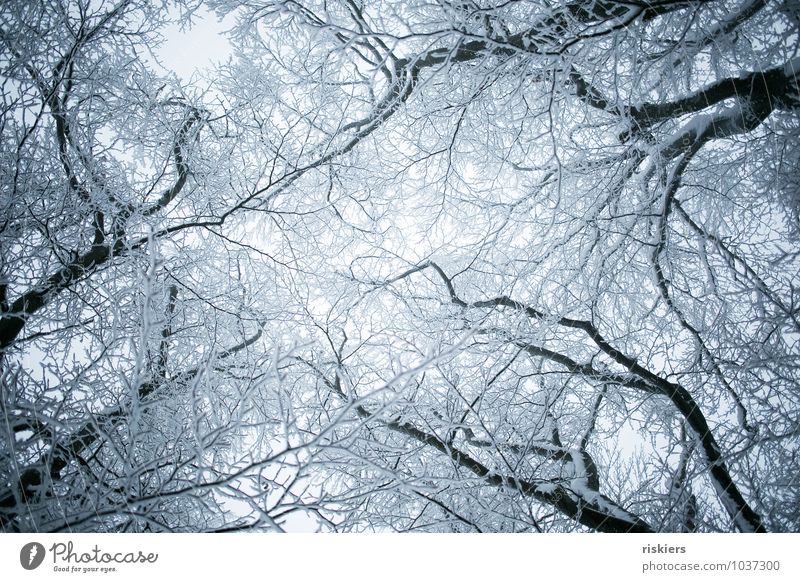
156 7 233 81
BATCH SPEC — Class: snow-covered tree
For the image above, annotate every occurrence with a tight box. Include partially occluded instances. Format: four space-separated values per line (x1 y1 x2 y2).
2 0 798 532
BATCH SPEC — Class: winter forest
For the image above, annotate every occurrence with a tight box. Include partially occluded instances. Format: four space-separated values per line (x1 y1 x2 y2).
1 0 799 533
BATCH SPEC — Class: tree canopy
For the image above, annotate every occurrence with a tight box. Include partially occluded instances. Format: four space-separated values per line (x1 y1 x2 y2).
1 0 799 533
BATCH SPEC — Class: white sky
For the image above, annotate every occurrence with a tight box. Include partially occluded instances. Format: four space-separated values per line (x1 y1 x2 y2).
156 8 234 81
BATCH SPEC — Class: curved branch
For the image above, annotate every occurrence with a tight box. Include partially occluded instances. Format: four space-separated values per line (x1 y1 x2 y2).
142 106 205 216
630 63 798 134
382 261 766 532
295 354 650 531
0 103 203 353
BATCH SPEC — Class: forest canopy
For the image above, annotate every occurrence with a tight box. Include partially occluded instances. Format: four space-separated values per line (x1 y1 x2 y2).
1 0 799 533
